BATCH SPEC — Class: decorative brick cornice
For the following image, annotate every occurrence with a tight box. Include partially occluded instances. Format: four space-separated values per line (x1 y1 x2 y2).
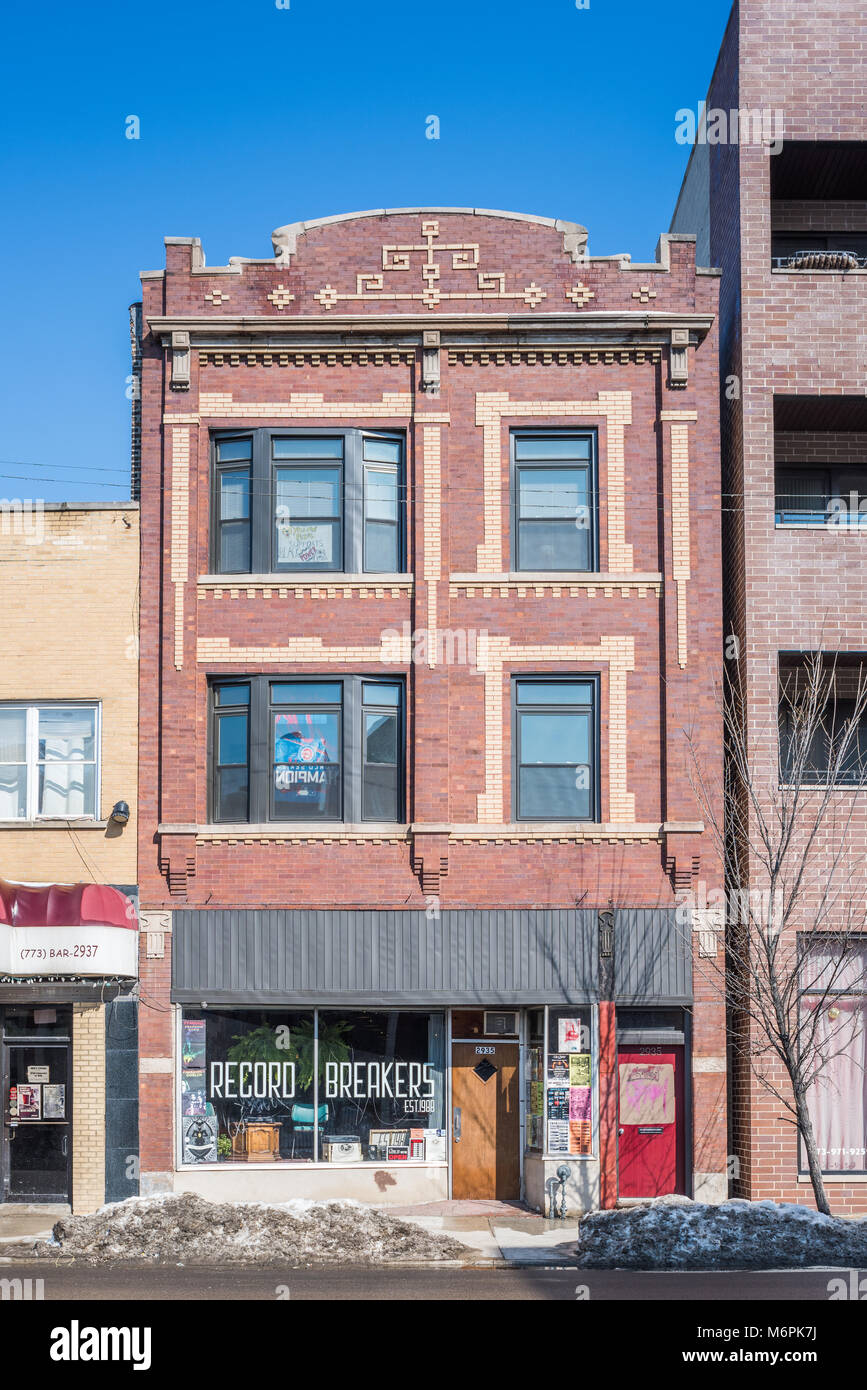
448 346 661 367
197 575 413 601
448 573 662 599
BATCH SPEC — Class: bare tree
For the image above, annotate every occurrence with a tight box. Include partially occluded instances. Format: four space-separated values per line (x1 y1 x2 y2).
685 648 867 1215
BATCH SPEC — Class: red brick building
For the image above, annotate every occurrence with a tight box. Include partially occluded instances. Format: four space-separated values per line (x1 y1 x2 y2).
672 1 867 1211
134 208 726 1211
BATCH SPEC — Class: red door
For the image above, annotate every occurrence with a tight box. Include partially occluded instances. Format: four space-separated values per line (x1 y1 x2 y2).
617 1048 684 1198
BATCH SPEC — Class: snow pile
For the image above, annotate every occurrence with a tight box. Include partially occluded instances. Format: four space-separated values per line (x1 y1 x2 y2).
576 1195 867 1270
43 1192 466 1265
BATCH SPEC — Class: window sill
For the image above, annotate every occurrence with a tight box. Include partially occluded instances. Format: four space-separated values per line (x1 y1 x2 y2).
0 819 108 831
450 570 662 587
775 522 866 531
160 822 410 842
797 1173 867 1183
176 1160 448 1171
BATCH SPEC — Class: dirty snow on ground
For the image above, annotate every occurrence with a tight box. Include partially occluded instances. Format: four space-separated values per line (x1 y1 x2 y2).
39 1192 467 1265
576 1193 867 1270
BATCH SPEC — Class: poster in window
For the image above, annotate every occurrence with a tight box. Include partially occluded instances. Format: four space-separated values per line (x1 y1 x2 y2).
274 712 336 810
569 1053 592 1086
558 1017 589 1053
547 1052 569 1084
528 1114 544 1150
569 1086 591 1122
276 521 333 566
181 1069 207 1117
18 1084 41 1119
548 1119 570 1153
182 1019 206 1070
569 1120 592 1154
530 1081 544 1115
43 1084 66 1119
547 1086 569 1121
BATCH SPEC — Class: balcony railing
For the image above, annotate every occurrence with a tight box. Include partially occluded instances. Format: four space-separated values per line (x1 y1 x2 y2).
772 249 867 271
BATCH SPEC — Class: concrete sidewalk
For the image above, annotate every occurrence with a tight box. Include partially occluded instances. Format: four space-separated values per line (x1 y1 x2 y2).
381 1200 581 1265
0 1203 68 1246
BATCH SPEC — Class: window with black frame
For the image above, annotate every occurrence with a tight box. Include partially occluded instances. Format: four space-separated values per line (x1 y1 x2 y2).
514 679 597 821
209 676 404 824
779 659 867 786
271 682 342 821
775 465 867 525
211 429 406 576
212 684 250 822
512 432 596 572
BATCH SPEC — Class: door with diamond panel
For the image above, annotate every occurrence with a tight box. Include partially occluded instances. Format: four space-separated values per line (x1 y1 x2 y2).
451 1041 520 1199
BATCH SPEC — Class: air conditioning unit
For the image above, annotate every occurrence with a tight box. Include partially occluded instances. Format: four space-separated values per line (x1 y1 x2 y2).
484 1010 519 1036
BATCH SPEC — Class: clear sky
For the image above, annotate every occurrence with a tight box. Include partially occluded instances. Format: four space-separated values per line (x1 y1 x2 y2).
0 0 732 502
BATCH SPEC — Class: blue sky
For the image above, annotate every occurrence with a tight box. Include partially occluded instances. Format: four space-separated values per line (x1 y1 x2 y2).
0 0 731 502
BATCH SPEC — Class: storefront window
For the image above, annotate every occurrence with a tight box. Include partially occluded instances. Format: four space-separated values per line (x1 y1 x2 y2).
179 1008 446 1165
317 1011 446 1161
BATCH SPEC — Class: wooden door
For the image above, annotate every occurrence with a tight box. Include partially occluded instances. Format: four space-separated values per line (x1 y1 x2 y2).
617 1048 684 1198
451 1042 520 1199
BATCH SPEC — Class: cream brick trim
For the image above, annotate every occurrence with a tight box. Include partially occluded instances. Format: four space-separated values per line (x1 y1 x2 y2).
195 825 409 844
170 425 190 670
662 412 696 669
139 1057 174 1074
72 1003 105 1214
477 633 635 823
449 573 661 599
197 635 413 664
197 577 413 600
197 390 449 425
474 391 633 575
692 1056 726 1074
423 425 442 664
448 824 662 843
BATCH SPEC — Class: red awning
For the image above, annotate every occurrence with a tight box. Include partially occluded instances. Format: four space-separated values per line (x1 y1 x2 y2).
0 879 136 930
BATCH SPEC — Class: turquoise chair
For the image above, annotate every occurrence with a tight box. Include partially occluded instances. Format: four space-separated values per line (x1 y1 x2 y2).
290 1103 328 1157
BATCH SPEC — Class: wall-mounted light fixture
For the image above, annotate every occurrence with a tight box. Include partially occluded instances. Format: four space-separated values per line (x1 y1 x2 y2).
109 801 130 825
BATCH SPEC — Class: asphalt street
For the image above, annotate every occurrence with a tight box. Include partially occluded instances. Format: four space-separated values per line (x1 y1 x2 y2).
2 1261 861 1300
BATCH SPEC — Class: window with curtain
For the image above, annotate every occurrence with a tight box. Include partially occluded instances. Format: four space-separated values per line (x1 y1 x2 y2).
0 704 99 820
802 943 867 1174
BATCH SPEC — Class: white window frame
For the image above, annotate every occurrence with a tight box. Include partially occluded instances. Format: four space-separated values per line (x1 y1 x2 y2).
0 700 101 822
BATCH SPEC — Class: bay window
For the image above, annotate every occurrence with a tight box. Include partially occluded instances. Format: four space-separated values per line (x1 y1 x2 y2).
210 677 404 824
211 428 406 575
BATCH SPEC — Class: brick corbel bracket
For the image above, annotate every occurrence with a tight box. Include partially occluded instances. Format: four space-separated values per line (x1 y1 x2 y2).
170 330 191 391
409 828 450 895
157 831 197 896
669 328 690 388
662 829 701 892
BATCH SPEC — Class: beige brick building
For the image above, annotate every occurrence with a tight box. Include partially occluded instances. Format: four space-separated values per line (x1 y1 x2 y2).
0 503 140 1213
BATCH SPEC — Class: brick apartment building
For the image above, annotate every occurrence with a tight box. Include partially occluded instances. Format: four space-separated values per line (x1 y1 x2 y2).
134 207 727 1212
0 504 139 1212
672 0 867 1210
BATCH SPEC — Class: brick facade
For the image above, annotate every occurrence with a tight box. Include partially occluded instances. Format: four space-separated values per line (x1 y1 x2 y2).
137 209 726 1207
672 0 867 1212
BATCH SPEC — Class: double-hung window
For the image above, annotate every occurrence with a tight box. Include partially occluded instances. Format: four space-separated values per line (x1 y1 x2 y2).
211 429 406 575
512 432 597 572
210 677 404 824
513 679 597 821
0 703 100 820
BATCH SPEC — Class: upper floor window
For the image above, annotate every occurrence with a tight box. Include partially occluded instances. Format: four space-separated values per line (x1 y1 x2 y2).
210 677 404 824
511 432 597 572
775 464 867 525
0 703 100 820
779 656 867 786
212 429 405 576
513 679 598 821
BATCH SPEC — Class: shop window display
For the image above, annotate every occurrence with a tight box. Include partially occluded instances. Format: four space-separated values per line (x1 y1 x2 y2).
180 1008 446 1164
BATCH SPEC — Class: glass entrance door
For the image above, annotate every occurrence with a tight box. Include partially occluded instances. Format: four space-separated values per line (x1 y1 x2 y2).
3 1042 71 1202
